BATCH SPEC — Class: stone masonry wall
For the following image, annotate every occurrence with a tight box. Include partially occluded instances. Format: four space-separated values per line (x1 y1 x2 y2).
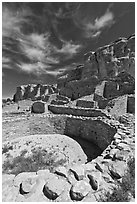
64 116 117 150
48 104 109 118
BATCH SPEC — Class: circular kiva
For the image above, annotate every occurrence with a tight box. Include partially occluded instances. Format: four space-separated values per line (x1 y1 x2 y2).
2 134 87 168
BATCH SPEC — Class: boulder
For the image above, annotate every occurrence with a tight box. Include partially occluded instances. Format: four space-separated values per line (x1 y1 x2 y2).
108 161 127 179
31 101 47 113
70 180 91 201
43 176 67 200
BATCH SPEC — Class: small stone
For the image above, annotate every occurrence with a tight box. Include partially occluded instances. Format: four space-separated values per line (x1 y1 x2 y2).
123 130 130 135
113 133 122 140
43 176 67 200
55 166 68 178
109 148 119 157
113 138 121 145
116 143 131 151
70 165 85 180
70 180 91 201
122 138 133 144
108 161 127 179
114 149 132 161
117 131 126 138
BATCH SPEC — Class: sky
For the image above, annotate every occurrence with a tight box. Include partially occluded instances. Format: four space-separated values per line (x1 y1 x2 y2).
2 2 135 98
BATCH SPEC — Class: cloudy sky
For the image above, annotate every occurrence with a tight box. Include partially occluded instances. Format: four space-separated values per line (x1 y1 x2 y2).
2 2 135 98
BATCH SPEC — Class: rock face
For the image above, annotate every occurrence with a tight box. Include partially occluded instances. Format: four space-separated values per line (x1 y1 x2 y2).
57 34 135 100
13 84 58 102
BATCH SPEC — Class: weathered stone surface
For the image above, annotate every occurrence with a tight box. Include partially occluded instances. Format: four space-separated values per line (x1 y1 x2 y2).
43 176 67 200
114 149 132 161
87 171 101 190
70 165 85 180
21 176 37 193
70 180 91 201
108 161 127 179
14 172 37 187
82 191 97 202
116 142 131 151
55 166 68 178
55 189 72 202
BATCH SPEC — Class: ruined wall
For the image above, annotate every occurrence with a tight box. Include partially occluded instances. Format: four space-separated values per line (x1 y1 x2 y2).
48 105 109 118
13 84 58 102
64 116 117 150
58 34 135 100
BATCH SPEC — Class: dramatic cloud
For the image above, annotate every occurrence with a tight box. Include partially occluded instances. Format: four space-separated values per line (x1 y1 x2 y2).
54 39 82 59
73 4 115 38
84 9 114 38
2 4 82 76
17 62 47 75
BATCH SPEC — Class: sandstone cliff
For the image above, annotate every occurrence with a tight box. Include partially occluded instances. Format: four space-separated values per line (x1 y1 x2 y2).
13 84 58 102
58 34 135 100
